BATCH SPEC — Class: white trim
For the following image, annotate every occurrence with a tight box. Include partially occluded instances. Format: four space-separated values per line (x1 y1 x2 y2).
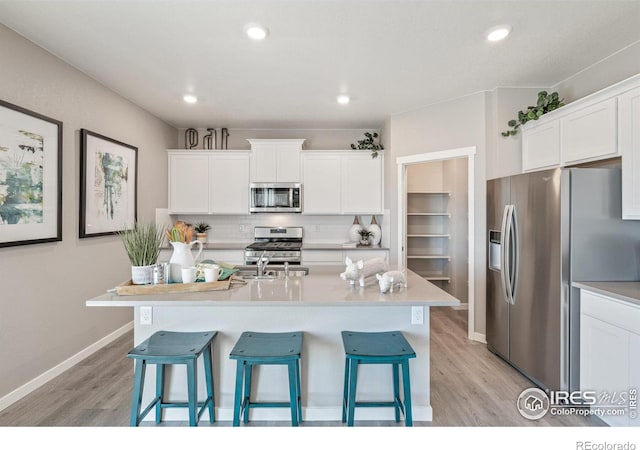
469 332 487 344
152 405 433 422
396 147 481 342
0 322 134 413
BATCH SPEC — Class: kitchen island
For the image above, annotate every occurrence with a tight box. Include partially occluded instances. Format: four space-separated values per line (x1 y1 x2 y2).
86 266 459 423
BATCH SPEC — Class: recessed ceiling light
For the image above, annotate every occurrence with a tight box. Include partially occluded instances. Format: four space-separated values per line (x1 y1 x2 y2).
337 95 350 105
183 94 198 104
486 25 512 42
244 23 269 40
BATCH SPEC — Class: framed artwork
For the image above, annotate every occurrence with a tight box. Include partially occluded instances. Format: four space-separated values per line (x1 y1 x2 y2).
0 99 62 248
80 129 137 238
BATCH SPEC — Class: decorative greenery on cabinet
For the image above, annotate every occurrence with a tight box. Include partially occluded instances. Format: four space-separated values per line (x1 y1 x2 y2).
502 91 565 137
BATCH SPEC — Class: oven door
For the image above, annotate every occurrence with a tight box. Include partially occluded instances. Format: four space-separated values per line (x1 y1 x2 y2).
250 183 301 213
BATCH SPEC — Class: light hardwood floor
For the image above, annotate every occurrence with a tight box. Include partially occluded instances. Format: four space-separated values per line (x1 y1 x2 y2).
0 307 602 427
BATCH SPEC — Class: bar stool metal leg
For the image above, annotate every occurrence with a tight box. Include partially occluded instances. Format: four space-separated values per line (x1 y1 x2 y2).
288 361 299 426
341 357 349 423
392 362 400 423
186 359 197 427
202 346 215 423
347 358 358 426
401 360 413 426
295 360 302 424
232 361 244 427
130 359 146 427
243 363 253 424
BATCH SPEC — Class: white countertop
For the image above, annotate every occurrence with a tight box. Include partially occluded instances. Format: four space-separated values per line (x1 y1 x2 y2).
573 281 640 307
86 266 459 308
302 243 389 250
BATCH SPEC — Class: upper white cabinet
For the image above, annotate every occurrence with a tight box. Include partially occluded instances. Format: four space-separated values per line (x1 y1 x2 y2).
168 150 250 214
522 121 560 171
210 153 250 214
522 74 639 173
561 98 617 165
302 153 342 214
301 151 384 215
248 139 304 183
168 153 210 214
620 86 640 219
341 153 384 214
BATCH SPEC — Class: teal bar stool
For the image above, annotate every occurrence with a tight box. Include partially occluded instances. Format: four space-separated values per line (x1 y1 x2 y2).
229 331 303 426
341 330 416 426
128 330 217 427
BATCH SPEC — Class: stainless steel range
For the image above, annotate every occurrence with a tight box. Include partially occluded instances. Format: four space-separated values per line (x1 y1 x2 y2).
244 226 303 265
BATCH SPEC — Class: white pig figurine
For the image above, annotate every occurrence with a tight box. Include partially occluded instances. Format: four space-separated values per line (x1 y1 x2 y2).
340 256 388 287
376 271 407 294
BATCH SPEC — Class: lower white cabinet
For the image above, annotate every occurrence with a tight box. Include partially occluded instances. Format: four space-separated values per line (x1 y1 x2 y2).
302 249 388 266
620 86 640 219
580 289 640 426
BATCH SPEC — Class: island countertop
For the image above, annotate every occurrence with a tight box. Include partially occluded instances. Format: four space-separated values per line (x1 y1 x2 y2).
86 266 459 308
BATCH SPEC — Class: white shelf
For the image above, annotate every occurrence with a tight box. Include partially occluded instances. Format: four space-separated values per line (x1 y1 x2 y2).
407 255 451 260
407 191 451 196
407 234 450 238
407 212 451 217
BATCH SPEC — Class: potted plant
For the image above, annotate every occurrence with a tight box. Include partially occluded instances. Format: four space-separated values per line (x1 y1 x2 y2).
501 91 565 137
194 222 211 242
119 222 164 284
357 228 373 246
351 131 384 158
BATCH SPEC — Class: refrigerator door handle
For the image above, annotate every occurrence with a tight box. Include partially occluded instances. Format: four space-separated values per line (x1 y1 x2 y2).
509 205 519 305
500 205 512 304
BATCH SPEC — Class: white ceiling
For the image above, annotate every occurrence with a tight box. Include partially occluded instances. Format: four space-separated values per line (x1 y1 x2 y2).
1 0 639 129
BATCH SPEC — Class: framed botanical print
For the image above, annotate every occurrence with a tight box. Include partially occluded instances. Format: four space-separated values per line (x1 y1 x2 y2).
0 99 62 248
80 129 137 238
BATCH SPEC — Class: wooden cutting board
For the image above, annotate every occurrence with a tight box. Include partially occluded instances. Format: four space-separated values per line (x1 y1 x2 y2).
114 277 237 296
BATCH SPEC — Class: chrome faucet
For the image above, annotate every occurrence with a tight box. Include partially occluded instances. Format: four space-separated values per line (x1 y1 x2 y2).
257 251 272 276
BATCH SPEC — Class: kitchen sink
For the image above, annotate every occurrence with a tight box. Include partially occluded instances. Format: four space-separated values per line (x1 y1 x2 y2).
234 265 309 280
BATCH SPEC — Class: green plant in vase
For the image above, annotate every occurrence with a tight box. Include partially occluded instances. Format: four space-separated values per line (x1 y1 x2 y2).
119 222 164 284
357 228 373 246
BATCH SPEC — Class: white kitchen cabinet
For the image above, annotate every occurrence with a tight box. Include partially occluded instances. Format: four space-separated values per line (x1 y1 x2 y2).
248 139 304 182
521 74 640 174
302 249 389 266
580 289 640 426
562 98 618 165
210 153 250 214
168 153 210 214
301 151 384 215
522 121 561 172
342 153 384 214
301 153 342 214
167 150 250 214
620 86 640 220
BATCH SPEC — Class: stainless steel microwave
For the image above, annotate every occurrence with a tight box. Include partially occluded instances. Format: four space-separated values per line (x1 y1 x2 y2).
249 183 302 213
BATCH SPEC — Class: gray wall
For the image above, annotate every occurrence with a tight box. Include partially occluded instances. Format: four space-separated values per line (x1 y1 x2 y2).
0 25 177 401
388 92 487 335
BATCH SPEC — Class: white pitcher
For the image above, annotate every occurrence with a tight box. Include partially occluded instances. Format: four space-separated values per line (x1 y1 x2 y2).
169 240 203 283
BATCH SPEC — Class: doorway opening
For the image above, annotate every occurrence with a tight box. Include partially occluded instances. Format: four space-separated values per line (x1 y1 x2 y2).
396 147 477 340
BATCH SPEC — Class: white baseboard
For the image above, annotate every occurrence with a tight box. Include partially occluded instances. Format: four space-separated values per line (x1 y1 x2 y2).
469 332 486 343
153 405 433 422
0 322 133 413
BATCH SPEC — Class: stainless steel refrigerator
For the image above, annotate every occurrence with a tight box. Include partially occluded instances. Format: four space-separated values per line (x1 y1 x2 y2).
486 167 640 393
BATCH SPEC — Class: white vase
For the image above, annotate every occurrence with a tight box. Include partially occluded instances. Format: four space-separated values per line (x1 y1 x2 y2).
348 216 363 242
369 216 382 246
169 240 203 283
131 264 154 285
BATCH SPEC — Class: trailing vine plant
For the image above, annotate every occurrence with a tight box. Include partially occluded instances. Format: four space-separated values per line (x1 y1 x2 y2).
351 131 384 158
502 91 565 137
